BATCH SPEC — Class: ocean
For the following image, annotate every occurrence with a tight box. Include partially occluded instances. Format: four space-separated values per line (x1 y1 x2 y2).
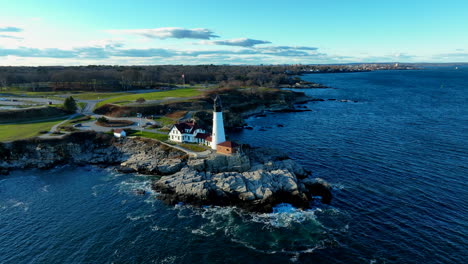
1 67 467 263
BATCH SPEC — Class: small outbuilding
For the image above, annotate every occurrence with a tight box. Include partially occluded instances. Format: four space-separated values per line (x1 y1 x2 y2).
114 128 126 138
195 133 212 146
216 141 239 155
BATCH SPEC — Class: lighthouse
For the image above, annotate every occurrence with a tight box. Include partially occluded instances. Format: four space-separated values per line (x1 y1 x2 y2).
211 95 226 150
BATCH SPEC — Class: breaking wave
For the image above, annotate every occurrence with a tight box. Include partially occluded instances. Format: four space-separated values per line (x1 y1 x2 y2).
178 203 349 255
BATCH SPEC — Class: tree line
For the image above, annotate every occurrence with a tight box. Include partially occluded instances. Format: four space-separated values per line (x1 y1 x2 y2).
0 64 409 92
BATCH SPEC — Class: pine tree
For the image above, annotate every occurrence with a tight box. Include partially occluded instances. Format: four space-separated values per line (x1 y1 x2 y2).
63 96 77 113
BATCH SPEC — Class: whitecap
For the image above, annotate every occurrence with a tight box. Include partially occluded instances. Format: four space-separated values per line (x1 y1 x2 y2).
126 212 154 221
249 203 323 228
159 256 177 264
150 225 171 232
41 185 50 192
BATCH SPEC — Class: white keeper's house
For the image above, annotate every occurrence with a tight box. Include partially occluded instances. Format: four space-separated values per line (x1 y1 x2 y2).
168 120 211 146
168 95 239 154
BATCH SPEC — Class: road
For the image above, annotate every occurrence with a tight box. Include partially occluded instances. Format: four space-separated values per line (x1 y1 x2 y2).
0 97 63 106
78 100 100 115
38 113 80 139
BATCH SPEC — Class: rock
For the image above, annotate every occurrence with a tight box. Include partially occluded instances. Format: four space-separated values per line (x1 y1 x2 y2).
0 132 186 174
152 149 332 212
116 166 136 173
239 192 256 201
134 189 146 195
156 159 185 175
302 177 332 204
0 131 332 213
187 158 205 171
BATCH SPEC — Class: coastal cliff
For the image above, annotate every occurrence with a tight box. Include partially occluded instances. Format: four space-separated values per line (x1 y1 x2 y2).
0 132 331 212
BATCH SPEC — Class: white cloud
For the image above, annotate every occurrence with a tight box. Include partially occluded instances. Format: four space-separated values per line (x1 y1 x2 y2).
108 27 219 40
202 38 271 47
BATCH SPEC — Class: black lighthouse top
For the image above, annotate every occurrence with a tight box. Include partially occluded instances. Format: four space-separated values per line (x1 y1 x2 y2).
213 95 222 112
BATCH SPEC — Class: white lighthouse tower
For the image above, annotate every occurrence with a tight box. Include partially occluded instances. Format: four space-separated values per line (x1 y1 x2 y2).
211 95 226 150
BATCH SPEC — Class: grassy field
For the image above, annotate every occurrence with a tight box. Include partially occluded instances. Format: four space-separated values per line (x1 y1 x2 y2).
77 102 86 110
60 114 92 126
0 117 68 141
179 143 208 152
0 90 131 101
95 88 202 108
70 92 131 100
154 116 176 126
127 130 168 141
0 90 64 97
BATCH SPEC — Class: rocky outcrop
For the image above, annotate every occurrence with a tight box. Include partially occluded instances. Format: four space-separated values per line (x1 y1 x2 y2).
0 132 187 174
152 147 331 212
0 132 332 213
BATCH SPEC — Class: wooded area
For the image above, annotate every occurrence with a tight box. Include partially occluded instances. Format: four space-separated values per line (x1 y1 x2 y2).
0 64 406 92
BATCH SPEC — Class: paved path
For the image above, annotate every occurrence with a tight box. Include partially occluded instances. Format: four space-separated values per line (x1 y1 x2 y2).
77 115 155 132
77 100 101 115
38 113 80 138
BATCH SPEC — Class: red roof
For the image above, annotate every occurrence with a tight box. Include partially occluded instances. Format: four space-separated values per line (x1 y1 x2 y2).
114 129 124 133
206 136 212 142
173 121 206 134
217 141 238 148
195 133 210 139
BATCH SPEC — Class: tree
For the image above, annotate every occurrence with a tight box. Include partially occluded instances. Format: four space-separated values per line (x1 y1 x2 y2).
63 96 77 113
136 97 146 104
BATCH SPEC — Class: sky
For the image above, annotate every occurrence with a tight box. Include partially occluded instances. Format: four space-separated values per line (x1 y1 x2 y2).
0 0 467 65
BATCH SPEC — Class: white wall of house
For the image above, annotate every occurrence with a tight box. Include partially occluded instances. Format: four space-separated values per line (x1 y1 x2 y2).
169 127 182 142
114 131 126 138
169 127 206 144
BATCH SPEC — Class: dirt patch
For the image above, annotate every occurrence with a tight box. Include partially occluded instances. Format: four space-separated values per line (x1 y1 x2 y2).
165 111 187 119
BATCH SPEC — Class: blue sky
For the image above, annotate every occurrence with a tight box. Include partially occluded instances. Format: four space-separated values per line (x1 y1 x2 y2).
0 0 467 65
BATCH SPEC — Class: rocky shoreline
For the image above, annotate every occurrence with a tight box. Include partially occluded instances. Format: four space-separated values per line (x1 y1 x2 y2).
0 131 332 212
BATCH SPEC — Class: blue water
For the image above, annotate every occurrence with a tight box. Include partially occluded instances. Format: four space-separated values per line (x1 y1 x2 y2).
1 68 467 263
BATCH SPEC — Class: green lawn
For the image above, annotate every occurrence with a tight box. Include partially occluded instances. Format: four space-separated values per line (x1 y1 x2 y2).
154 116 175 126
77 102 86 110
70 92 131 100
0 117 68 141
179 143 208 152
60 114 92 126
0 90 65 97
0 90 131 101
127 130 168 141
95 88 202 108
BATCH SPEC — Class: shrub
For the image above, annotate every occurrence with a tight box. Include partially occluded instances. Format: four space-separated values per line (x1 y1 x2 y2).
97 116 109 123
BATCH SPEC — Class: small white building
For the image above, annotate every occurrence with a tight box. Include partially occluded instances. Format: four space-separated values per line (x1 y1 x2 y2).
169 121 206 143
114 128 126 138
195 133 212 146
